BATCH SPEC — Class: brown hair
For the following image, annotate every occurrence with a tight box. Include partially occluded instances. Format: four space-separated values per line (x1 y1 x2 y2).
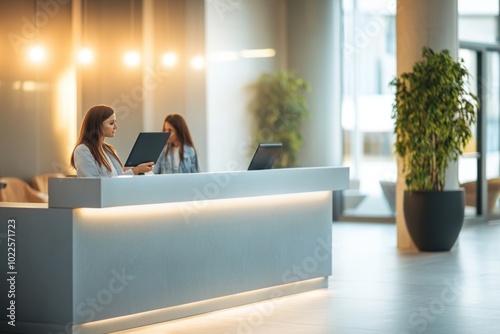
163 114 196 161
70 105 122 171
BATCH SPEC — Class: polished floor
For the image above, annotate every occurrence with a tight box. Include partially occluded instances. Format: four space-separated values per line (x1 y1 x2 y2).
115 219 500 334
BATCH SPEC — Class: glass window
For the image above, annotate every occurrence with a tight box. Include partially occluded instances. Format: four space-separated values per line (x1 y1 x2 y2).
485 51 500 214
458 49 479 184
341 0 500 219
458 49 500 216
341 0 397 219
459 0 499 44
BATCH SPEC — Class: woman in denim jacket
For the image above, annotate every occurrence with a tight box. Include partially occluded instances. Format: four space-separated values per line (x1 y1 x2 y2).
153 114 200 174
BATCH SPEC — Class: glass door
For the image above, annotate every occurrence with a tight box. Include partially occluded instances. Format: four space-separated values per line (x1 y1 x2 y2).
484 50 500 217
340 0 397 222
459 47 500 219
458 48 481 218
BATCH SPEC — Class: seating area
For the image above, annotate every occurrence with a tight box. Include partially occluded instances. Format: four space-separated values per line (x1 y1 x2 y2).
461 178 500 214
0 177 48 203
30 172 65 195
0 173 65 203
379 180 396 214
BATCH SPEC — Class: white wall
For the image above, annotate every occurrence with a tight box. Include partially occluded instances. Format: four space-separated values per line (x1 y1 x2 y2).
205 0 285 172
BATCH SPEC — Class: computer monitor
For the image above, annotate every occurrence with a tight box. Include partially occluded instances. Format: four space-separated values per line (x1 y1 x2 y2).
248 143 282 170
124 132 171 167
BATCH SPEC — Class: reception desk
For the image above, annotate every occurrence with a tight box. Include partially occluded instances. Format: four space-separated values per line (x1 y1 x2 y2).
0 167 348 334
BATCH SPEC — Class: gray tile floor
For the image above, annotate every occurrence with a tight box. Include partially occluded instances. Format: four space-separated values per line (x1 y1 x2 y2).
115 220 500 334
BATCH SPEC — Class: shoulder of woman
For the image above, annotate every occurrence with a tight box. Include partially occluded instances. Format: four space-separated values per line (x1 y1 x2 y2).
183 144 195 153
75 143 90 153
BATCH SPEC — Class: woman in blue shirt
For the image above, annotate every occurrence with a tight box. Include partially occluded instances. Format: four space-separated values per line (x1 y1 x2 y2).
154 114 200 174
70 105 154 177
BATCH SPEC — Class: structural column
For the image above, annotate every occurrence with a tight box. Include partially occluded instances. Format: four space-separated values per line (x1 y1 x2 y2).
396 0 459 250
286 0 343 167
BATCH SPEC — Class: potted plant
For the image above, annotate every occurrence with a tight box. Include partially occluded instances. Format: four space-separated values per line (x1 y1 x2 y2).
248 70 310 167
390 47 479 251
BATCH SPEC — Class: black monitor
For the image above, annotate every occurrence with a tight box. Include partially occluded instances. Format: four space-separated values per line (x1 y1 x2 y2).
248 143 282 170
124 132 170 167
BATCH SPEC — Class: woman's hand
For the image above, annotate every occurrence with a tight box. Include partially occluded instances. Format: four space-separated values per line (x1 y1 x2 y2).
131 162 154 175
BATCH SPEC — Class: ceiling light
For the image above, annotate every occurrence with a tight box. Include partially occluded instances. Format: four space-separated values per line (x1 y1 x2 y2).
124 51 141 67
77 48 94 64
162 52 178 68
191 55 205 69
28 45 46 63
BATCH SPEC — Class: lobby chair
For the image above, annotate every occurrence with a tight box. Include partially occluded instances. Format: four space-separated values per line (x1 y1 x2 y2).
0 177 48 203
461 178 500 214
343 179 366 210
379 180 396 215
30 172 65 195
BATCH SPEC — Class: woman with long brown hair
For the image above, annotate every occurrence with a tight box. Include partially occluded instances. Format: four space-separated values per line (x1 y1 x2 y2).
70 105 154 177
153 114 199 173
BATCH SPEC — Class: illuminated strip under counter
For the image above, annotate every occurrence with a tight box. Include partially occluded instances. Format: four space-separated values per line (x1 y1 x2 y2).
48 166 349 208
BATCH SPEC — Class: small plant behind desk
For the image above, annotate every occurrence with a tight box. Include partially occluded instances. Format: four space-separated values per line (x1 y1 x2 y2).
248 70 311 168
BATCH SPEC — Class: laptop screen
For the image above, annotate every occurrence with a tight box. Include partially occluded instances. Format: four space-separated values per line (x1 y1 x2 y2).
124 132 171 167
248 143 282 170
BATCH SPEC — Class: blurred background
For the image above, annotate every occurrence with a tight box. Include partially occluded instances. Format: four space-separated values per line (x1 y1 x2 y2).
0 0 499 221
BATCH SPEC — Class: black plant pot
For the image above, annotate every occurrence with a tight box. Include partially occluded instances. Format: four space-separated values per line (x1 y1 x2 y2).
403 190 465 252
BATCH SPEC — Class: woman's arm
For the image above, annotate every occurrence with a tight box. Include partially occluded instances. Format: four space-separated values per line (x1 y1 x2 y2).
187 146 200 173
191 155 199 173
152 146 166 174
124 162 155 175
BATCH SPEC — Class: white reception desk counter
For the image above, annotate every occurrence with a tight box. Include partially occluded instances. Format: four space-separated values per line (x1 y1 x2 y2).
0 167 349 334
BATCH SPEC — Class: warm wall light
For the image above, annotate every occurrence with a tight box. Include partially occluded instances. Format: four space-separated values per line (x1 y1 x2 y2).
240 48 276 58
27 45 46 63
12 81 49 91
123 51 141 67
77 48 94 64
161 52 178 68
22 81 37 91
124 0 140 68
190 55 204 69
12 81 22 90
